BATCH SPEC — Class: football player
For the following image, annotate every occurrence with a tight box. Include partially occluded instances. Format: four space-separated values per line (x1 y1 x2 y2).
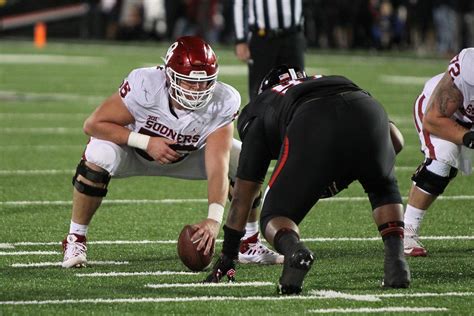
204 65 411 293
62 36 283 268
404 48 474 257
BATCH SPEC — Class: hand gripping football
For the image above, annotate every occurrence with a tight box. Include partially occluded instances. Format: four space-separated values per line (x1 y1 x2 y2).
177 225 215 271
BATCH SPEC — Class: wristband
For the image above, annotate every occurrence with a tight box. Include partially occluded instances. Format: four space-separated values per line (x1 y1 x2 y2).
462 131 474 149
127 132 150 150
208 203 224 224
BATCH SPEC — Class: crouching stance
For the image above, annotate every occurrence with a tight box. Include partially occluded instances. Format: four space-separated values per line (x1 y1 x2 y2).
62 36 283 268
404 48 474 257
204 65 411 293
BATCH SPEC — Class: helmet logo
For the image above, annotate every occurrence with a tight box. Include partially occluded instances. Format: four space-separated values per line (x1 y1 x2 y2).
165 42 179 64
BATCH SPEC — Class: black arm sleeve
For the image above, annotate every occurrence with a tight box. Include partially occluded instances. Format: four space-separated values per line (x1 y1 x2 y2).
236 117 272 183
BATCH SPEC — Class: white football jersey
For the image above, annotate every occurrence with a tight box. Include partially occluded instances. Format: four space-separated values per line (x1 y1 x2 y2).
449 48 474 124
119 66 240 155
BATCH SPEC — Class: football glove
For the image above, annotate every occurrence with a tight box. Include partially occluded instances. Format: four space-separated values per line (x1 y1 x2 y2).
203 253 236 283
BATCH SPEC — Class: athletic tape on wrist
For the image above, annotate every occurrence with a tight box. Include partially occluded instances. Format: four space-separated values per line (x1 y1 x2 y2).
127 132 150 150
208 203 224 223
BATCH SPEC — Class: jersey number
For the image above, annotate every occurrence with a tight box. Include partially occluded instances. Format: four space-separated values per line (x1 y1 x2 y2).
119 81 131 98
272 79 303 95
448 54 460 78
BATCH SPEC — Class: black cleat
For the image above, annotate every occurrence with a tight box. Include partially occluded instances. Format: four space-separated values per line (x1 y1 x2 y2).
382 236 411 288
277 242 314 295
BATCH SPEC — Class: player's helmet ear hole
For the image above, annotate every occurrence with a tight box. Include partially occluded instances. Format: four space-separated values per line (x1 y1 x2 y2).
258 64 307 95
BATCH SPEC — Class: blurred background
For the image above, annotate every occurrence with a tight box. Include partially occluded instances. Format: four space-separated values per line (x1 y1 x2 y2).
1 0 473 57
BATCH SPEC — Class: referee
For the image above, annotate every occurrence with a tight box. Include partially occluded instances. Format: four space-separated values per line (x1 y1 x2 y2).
233 0 305 101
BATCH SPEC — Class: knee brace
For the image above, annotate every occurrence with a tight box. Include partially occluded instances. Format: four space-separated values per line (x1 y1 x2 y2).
411 159 457 196
72 160 111 197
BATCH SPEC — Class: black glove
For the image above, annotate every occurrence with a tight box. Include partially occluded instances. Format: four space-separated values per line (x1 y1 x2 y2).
203 253 236 283
462 131 474 149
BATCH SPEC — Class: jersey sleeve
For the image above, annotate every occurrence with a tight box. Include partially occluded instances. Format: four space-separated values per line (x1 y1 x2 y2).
459 48 474 86
217 82 241 125
119 68 163 118
236 117 272 183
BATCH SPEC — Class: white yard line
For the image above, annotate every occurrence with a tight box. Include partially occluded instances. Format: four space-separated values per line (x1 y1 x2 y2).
0 54 106 64
0 127 79 134
0 169 75 175
0 290 465 306
2 235 472 249
380 75 431 85
1 146 83 152
0 295 327 305
0 166 421 176
145 282 273 288
2 195 474 207
0 113 88 119
12 261 129 267
308 307 448 313
310 290 474 301
0 90 102 103
76 271 198 277
0 251 60 256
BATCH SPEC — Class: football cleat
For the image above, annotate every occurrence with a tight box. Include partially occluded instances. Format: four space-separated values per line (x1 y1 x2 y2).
277 242 314 295
383 235 411 288
238 233 284 264
203 253 236 283
62 233 87 268
404 234 427 257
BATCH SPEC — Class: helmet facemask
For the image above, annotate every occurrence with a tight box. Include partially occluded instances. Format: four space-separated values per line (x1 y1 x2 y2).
166 66 218 110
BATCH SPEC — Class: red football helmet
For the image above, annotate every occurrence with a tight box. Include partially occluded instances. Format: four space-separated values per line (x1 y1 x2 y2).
164 36 219 110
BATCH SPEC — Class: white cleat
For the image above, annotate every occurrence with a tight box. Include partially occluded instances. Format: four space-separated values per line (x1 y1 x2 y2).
404 234 427 257
62 234 87 268
238 233 284 264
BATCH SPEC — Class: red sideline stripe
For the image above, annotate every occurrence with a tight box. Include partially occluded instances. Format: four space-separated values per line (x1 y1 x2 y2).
268 136 289 188
0 4 89 30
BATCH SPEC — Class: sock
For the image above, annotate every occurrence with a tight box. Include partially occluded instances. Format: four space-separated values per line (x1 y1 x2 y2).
378 221 404 241
404 205 426 236
222 225 245 259
243 221 258 240
69 220 88 236
273 228 300 256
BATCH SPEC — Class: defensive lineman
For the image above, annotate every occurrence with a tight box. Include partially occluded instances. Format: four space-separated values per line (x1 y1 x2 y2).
205 65 411 293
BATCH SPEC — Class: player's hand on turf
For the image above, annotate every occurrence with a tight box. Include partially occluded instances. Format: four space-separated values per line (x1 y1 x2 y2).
191 219 219 255
203 253 236 283
146 137 181 164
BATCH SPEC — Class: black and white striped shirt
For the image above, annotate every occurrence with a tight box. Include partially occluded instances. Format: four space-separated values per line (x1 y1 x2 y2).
234 0 303 42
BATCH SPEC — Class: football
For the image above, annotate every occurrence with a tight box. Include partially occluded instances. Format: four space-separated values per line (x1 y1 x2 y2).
177 225 215 271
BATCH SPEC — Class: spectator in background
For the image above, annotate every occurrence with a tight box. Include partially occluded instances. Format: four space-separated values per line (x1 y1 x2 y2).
233 0 305 101
460 0 474 47
432 0 459 56
116 0 144 40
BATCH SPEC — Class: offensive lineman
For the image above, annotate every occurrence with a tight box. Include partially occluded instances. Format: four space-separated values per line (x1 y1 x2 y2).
62 36 283 268
204 65 411 293
404 48 474 257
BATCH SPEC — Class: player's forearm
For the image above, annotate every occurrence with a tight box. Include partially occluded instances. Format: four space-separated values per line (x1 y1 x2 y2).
423 116 469 145
207 172 229 207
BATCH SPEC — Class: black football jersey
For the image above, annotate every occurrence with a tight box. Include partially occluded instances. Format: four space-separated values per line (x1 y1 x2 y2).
238 75 362 157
